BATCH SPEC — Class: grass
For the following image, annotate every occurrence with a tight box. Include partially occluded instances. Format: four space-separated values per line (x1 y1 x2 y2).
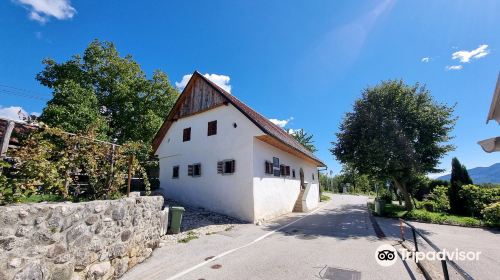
369 201 483 227
178 231 199 243
17 194 65 203
320 194 331 202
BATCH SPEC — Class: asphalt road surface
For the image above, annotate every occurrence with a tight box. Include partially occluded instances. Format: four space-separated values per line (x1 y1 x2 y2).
122 194 423 280
377 216 500 280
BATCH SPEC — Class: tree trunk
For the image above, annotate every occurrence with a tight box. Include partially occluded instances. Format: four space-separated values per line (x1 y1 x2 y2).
393 179 413 211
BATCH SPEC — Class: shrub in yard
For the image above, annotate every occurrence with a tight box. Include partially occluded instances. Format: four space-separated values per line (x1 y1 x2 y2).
459 184 499 217
482 202 500 227
427 185 450 212
421 200 436 212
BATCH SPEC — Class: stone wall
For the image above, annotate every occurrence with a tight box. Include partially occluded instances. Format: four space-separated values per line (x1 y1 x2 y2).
0 195 167 280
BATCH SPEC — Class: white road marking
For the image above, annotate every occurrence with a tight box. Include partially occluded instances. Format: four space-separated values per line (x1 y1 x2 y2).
165 201 332 280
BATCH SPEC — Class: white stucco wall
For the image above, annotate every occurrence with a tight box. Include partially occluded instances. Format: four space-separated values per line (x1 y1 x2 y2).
252 138 320 221
301 182 319 212
155 104 262 222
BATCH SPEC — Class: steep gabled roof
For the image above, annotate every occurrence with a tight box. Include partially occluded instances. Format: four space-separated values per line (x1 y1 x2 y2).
152 71 325 167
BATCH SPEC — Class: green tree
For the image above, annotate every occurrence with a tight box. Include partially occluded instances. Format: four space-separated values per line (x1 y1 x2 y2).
290 129 317 153
37 39 178 145
449 157 473 214
331 80 456 210
40 80 109 140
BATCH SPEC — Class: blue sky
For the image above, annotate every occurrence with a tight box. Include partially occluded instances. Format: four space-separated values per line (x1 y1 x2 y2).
1 0 499 175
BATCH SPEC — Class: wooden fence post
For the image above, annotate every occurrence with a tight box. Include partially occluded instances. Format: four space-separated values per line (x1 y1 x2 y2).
127 154 134 197
0 121 15 158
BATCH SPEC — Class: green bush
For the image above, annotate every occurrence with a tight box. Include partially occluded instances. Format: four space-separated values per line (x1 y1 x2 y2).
482 202 500 227
428 185 450 212
459 185 500 217
421 200 436 212
378 188 393 203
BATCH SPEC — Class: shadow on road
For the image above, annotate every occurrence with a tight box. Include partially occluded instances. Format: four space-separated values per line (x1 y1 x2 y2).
264 202 379 241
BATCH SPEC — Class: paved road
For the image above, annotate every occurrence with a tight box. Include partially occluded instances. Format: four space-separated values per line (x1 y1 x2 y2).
122 195 422 280
376 217 500 280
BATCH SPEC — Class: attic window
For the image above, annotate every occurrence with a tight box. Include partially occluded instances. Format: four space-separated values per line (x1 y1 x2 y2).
172 166 179 179
188 163 201 177
208 120 217 136
218 159 235 174
183 127 191 142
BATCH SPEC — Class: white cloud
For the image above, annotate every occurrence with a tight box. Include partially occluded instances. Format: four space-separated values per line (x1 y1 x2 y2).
452 44 490 63
421 57 430 63
0 106 28 121
175 73 232 93
445 65 463 71
15 0 76 23
269 117 294 128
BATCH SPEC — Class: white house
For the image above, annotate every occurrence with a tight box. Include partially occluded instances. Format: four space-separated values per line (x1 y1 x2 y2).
152 71 326 222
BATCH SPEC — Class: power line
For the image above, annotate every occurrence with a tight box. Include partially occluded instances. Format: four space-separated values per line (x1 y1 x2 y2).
0 89 49 101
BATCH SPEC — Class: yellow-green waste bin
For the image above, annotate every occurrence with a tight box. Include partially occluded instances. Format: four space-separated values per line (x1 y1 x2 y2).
169 206 185 234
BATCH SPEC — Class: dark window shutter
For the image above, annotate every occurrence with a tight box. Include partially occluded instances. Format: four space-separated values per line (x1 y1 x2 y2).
183 127 191 142
217 161 223 174
188 165 193 176
292 169 296 178
280 165 285 176
194 164 201 176
173 166 179 178
230 160 235 173
208 121 217 136
265 161 272 174
285 166 290 176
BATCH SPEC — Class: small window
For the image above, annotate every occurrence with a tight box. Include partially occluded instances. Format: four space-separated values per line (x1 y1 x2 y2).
208 120 217 136
188 163 201 177
312 173 315 180
183 127 191 142
265 161 273 174
218 160 235 174
280 165 285 176
292 169 296 178
172 166 179 179
285 166 290 176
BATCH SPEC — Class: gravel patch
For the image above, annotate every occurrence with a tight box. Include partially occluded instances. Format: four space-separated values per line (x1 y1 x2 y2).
160 198 244 246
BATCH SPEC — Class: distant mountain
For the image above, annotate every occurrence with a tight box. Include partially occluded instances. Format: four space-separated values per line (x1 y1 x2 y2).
438 163 500 184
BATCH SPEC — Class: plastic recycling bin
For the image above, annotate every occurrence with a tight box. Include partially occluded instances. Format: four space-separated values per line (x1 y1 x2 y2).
169 206 185 234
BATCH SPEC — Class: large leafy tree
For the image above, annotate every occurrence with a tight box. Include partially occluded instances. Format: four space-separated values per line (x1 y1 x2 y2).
331 80 456 210
290 129 317 153
41 80 109 140
449 157 473 214
37 39 178 144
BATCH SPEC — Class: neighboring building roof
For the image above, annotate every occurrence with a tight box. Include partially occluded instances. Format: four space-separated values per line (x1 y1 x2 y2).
486 72 500 124
152 71 325 167
478 137 500 153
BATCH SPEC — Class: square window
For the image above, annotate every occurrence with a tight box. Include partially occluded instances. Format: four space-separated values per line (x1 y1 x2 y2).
188 163 201 177
208 120 217 136
172 166 179 179
218 160 235 174
183 127 191 142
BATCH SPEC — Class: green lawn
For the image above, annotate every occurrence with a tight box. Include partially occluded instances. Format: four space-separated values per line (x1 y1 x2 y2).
369 201 483 227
